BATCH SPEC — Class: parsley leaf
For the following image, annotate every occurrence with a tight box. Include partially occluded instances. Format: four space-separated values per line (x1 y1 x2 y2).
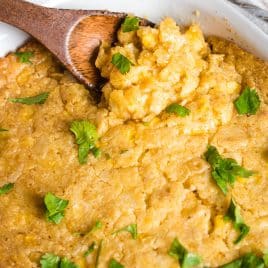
122 16 140 32
220 253 265 268
15 51 34 63
111 53 133 74
263 253 268 266
0 183 14 195
40 253 60 268
234 87 261 115
60 257 78 268
0 128 8 132
84 242 96 257
44 192 69 224
168 238 201 268
40 253 78 268
70 120 99 164
9 92 49 105
95 240 103 268
204 146 253 194
109 258 125 268
113 223 138 239
166 103 190 117
224 199 250 244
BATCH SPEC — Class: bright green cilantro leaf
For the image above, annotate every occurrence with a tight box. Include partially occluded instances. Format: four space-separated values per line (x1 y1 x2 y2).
40 253 61 268
70 120 99 164
220 253 264 268
113 223 138 239
95 240 103 268
59 257 78 268
224 199 250 244
168 238 201 268
40 253 78 268
44 192 69 224
111 53 133 74
15 51 34 63
0 128 8 132
166 103 190 117
9 92 49 105
84 242 96 257
109 258 125 268
263 252 268 266
0 183 14 195
122 16 140 32
234 87 261 115
204 146 253 194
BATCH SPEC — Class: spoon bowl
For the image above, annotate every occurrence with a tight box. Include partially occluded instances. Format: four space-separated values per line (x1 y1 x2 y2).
0 0 152 91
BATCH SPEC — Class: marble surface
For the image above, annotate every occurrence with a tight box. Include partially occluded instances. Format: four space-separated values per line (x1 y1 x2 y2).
229 0 268 33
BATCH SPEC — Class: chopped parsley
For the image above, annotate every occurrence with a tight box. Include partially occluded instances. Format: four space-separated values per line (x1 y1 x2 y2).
224 199 250 244
168 238 201 268
263 252 268 266
111 53 133 74
9 92 49 105
166 103 190 117
204 145 253 195
220 252 265 268
40 253 78 268
15 51 34 63
109 258 125 268
0 128 8 132
122 16 140 32
44 192 69 224
84 242 96 257
234 87 261 115
0 183 14 195
70 120 99 164
113 223 138 239
60 257 78 268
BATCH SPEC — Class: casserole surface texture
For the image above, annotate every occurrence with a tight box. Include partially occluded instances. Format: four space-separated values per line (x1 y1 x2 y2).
0 18 267 267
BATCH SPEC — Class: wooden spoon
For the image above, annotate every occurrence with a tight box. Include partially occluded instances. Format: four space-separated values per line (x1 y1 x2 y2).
0 0 152 92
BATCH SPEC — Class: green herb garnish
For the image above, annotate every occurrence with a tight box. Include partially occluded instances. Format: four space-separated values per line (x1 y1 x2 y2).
166 103 190 117
168 238 201 268
109 258 125 268
234 87 261 115
220 252 265 268
0 183 14 195
15 51 34 63
111 53 133 74
122 16 140 32
0 128 8 132
84 242 96 257
70 120 99 164
204 145 253 194
224 199 250 244
40 253 60 268
113 223 138 239
44 192 69 224
9 92 49 105
40 253 78 268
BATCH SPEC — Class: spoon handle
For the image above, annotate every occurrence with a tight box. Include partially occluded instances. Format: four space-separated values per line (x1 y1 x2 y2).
0 0 89 59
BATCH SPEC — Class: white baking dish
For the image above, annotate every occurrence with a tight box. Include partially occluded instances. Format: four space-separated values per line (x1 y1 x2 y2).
0 0 267 60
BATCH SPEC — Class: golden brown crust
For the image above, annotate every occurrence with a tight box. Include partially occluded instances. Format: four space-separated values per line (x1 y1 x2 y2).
0 23 267 268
